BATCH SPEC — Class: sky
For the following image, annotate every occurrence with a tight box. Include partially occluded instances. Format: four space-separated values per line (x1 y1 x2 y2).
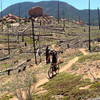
1 0 100 11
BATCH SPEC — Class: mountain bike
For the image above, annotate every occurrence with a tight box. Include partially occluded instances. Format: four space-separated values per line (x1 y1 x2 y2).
48 63 59 79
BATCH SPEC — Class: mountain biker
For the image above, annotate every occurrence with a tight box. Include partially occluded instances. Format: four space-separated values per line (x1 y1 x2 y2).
51 50 58 71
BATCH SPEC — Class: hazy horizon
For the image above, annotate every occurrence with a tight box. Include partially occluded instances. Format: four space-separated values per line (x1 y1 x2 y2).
0 0 100 11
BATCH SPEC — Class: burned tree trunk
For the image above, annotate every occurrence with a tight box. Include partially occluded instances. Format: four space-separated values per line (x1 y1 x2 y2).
97 8 100 30
31 18 37 64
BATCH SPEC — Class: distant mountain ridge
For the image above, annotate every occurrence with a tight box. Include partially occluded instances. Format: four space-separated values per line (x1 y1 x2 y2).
0 1 98 25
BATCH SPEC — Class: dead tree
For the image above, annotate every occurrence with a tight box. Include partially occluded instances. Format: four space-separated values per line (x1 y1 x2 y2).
97 8 100 30
38 21 42 63
88 0 91 52
28 7 44 64
7 24 10 55
57 0 60 24
31 18 37 64
62 10 65 31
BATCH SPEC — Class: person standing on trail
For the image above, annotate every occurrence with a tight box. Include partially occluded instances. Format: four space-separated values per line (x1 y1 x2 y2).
46 46 51 64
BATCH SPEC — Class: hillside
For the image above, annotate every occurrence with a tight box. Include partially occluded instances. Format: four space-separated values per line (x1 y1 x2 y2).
0 1 98 25
0 9 99 100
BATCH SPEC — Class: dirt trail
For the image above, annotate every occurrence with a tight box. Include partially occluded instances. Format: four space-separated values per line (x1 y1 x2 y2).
79 85 91 90
35 48 89 91
10 97 18 100
35 48 88 89
0 44 5 48
35 78 48 88
9 48 88 100
60 57 79 73
79 48 88 55
35 57 80 94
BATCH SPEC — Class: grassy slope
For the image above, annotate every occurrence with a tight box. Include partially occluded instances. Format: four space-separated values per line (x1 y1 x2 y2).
71 53 100 71
33 52 100 100
34 73 100 100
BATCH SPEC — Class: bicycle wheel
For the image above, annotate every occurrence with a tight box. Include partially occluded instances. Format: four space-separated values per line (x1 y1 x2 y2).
48 67 53 79
56 64 59 74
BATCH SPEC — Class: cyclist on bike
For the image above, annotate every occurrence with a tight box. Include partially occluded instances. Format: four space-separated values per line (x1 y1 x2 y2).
51 50 58 71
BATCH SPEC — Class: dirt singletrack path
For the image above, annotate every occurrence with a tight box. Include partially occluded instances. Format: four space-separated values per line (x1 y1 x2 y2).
36 57 80 87
35 48 89 91
35 56 80 95
60 57 79 73
0 44 5 48
9 48 88 100
79 48 88 55
10 97 18 100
